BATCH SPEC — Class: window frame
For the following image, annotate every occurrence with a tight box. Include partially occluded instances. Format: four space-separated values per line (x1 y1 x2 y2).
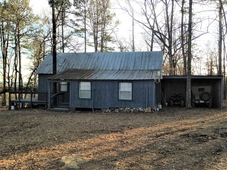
60 82 68 92
79 81 91 99
119 82 132 100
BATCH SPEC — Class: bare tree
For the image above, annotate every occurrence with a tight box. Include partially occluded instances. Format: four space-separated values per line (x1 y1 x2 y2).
120 0 186 75
186 0 193 109
221 0 227 99
218 0 223 75
86 0 118 52
0 0 39 92
125 0 135 51
180 0 187 75
25 23 51 91
0 1 10 105
73 0 89 52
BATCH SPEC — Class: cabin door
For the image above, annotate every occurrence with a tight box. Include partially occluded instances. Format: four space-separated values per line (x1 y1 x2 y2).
58 82 70 105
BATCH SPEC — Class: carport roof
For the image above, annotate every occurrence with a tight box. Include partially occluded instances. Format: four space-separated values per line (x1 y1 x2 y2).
163 75 223 80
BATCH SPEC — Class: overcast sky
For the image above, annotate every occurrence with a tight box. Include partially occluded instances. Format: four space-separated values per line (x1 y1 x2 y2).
30 0 50 15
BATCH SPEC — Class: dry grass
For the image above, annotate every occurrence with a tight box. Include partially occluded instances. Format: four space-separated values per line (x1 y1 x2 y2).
0 104 227 169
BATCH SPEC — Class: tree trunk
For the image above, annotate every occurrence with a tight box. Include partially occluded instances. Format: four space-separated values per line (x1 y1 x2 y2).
84 7 87 52
218 0 223 75
181 0 186 75
52 1 57 106
150 21 155 51
94 26 98 52
165 0 174 75
128 0 135 52
14 31 18 92
186 0 192 109
221 1 227 100
61 0 65 53
1 19 8 105
18 27 23 91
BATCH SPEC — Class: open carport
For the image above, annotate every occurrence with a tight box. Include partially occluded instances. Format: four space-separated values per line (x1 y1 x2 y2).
161 76 223 108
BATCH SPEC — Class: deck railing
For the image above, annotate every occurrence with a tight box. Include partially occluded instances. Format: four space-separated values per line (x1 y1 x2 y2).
9 91 48 110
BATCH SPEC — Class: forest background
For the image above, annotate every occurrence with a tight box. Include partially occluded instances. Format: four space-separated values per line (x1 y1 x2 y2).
0 0 225 96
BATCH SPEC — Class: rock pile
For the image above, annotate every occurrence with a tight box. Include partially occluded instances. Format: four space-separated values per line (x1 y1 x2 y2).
101 107 154 113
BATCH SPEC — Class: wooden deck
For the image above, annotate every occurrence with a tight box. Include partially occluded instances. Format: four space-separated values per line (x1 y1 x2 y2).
9 91 48 110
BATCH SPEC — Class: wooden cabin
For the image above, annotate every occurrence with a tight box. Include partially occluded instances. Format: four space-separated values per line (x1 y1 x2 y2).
36 52 163 111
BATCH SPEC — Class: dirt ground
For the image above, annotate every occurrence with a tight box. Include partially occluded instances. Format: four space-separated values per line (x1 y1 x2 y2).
1 104 227 170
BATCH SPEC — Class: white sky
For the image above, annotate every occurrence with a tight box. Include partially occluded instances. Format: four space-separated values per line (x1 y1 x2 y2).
29 0 50 15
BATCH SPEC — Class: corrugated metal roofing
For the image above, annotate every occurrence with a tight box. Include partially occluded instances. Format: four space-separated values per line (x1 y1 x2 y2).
48 69 162 80
37 51 163 80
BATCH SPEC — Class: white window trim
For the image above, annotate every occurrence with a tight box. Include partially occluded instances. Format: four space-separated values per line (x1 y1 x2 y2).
119 82 132 100
79 82 91 99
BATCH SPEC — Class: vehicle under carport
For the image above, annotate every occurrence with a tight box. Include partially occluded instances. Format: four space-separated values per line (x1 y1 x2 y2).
161 76 223 108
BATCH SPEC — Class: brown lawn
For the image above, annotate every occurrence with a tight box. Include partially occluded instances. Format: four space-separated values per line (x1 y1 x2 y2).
0 104 227 169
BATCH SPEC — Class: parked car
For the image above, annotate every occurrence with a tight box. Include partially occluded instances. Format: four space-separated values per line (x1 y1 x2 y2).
192 86 212 108
169 93 185 107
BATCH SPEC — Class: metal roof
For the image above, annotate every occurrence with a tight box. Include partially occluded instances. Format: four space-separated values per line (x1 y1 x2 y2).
163 75 223 80
48 69 162 80
37 51 163 80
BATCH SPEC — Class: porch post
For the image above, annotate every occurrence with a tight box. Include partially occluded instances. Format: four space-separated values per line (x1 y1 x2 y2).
152 83 156 110
48 81 51 109
92 88 95 113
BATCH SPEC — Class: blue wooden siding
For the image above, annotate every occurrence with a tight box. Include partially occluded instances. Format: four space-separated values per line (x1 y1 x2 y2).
69 80 156 109
38 74 50 100
38 75 50 92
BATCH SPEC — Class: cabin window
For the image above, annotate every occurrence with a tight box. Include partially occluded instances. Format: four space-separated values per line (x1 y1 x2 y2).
79 82 91 99
119 82 132 100
60 82 68 92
